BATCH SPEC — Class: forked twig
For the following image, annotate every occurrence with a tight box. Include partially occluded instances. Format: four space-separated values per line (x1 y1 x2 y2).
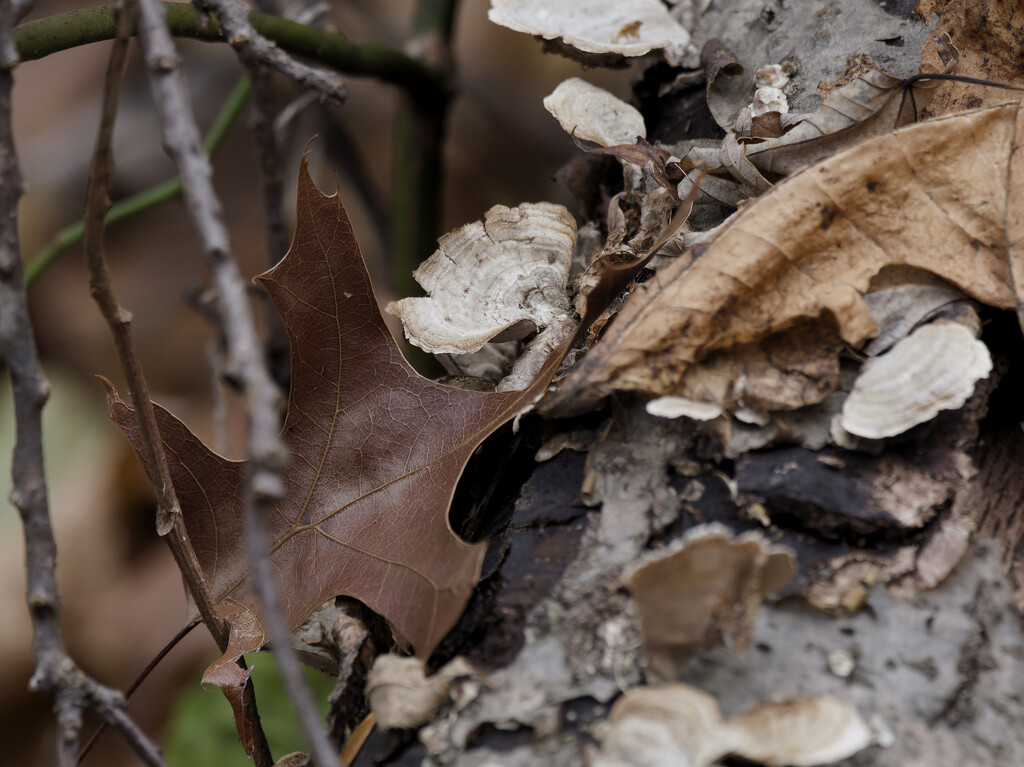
197 0 346 105
82 0 229 651
133 0 336 763
0 2 166 765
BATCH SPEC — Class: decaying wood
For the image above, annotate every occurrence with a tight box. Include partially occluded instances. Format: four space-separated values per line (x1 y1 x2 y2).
548 103 1018 415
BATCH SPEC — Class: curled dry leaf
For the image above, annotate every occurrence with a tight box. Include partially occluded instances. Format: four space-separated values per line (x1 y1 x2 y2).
548 102 1017 413
597 684 872 767
701 38 747 131
623 524 794 679
839 322 992 440
544 78 646 147
388 202 575 355
488 0 691 58
862 279 970 355
365 655 476 730
684 66 951 185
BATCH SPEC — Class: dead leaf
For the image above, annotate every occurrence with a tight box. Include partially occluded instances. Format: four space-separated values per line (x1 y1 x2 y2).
701 38 746 130
105 157 570 743
1008 94 1024 333
549 102 1017 411
919 0 1024 117
683 65 952 185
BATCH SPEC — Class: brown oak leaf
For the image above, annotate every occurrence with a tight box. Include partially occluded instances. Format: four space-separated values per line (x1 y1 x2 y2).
104 157 566 737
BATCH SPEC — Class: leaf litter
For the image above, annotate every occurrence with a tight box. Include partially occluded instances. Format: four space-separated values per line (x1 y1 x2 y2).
108 1 1024 761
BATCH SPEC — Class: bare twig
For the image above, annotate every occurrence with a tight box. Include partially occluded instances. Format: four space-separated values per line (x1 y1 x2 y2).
13 0 34 23
205 341 230 455
82 0 229 651
248 63 291 388
84 21 276 759
197 0 346 105
134 0 336 764
78 619 202 763
0 3 165 766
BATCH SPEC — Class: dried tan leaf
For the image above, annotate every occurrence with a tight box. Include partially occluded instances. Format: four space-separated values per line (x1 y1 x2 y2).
1008 94 1024 333
549 103 1017 411
686 66 950 187
919 0 1024 117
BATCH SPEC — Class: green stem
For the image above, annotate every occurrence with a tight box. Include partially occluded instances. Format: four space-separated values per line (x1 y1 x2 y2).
15 3 443 102
391 0 457 377
24 75 252 288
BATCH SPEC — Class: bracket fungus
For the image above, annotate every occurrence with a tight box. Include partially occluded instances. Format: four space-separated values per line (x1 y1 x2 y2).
488 0 691 58
388 202 576 355
596 684 872 767
839 322 992 440
645 395 723 421
366 655 476 731
624 524 795 678
544 78 647 148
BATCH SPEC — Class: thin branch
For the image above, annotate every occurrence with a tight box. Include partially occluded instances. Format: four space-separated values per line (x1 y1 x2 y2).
14 3 444 101
196 0 344 105
247 63 290 388
13 0 35 23
205 341 229 455
25 75 252 288
0 2 166 766
392 0 457 298
84 0 230 657
134 1 336 764
79 619 201 764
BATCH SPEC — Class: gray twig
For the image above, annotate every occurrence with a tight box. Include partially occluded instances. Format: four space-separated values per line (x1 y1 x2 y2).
83 0 229 651
248 63 291 387
198 0 346 105
0 2 166 765
12 0 34 24
134 0 337 764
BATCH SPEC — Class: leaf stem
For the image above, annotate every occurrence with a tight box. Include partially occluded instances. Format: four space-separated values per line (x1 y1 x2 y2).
24 74 251 288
